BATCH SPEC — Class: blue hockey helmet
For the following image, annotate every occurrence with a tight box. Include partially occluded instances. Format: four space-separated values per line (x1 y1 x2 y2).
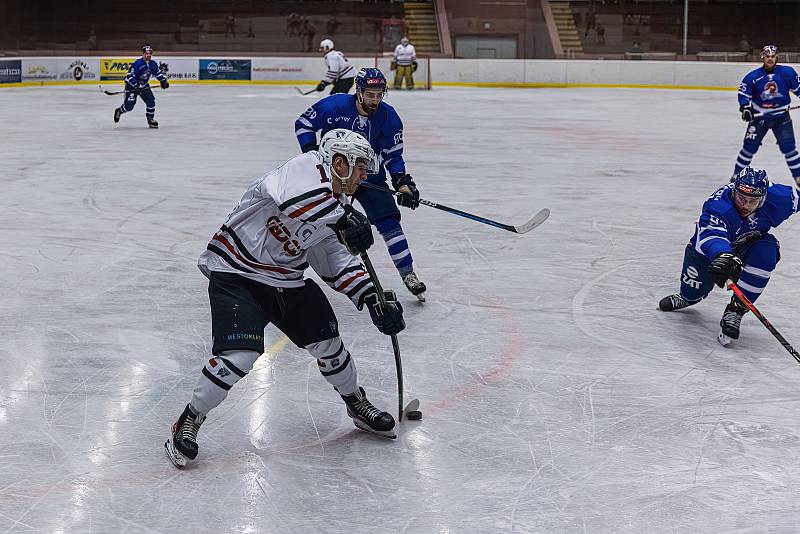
355 68 387 93
732 167 768 212
142 44 153 55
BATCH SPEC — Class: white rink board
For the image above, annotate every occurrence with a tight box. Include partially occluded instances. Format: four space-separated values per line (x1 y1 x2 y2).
4 56 787 88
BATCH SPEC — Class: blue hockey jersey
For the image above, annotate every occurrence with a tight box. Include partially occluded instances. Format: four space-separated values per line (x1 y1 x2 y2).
124 58 167 89
690 182 800 260
738 64 800 117
294 93 405 183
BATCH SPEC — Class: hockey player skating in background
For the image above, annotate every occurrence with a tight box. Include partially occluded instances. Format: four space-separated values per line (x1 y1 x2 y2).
113 45 169 129
294 68 427 301
314 39 355 95
733 45 800 183
165 129 405 468
659 167 800 346
392 36 417 90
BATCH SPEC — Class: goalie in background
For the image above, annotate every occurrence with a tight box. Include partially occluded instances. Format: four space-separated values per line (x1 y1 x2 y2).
392 36 417 90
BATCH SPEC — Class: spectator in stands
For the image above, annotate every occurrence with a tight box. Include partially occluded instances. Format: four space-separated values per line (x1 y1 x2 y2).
739 35 752 58
225 15 236 39
595 21 605 45
301 19 317 53
327 16 341 37
286 13 302 36
247 21 255 39
174 24 183 45
87 29 97 51
630 41 642 56
584 9 596 39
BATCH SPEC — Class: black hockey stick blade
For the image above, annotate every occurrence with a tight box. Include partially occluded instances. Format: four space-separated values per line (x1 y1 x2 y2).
99 84 124 95
294 86 318 96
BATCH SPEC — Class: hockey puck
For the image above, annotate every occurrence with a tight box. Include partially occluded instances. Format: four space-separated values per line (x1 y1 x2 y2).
405 410 422 420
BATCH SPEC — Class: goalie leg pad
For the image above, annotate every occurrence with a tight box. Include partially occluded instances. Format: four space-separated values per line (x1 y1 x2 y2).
190 349 260 415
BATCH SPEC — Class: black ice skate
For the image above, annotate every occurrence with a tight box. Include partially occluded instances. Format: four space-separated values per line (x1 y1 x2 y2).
113 108 121 123
718 298 748 346
402 271 426 302
164 404 206 468
147 118 159 129
341 387 396 439
658 293 695 312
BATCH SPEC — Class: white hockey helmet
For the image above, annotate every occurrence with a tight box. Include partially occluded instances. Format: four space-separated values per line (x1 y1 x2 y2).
319 39 334 53
319 129 378 177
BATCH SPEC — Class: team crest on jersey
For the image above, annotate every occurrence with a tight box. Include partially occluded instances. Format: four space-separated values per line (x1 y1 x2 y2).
760 81 783 100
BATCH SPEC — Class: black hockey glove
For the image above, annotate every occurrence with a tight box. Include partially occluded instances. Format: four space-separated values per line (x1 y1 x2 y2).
364 290 405 336
707 252 743 288
390 61 397 71
316 81 329 92
391 173 420 210
329 205 374 254
160 78 169 90
740 105 753 122
412 60 418 72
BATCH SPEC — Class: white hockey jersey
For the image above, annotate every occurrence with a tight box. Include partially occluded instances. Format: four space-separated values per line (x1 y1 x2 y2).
323 50 355 83
198 152 374 308
393 43 417 66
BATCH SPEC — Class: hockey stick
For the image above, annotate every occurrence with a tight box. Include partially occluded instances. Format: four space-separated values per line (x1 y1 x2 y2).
727 281 800 363
294 86 318 96
359 250 418 422
752 104 800 119
99 83 160 96
358 181 550 234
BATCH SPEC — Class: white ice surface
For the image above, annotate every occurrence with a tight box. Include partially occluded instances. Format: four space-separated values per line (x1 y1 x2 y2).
2 84 800 533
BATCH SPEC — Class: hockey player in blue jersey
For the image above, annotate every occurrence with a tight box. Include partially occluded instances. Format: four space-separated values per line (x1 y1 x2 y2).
294 67 427 301
733 45 800 183
659 167 800 346
113 45 169 129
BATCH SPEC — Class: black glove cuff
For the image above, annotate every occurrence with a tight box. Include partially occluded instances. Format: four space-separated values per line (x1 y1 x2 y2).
301 142 319 153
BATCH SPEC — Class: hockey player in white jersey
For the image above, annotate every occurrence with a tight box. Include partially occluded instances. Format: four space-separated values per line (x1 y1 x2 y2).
165 129 405 468
315 39 355 94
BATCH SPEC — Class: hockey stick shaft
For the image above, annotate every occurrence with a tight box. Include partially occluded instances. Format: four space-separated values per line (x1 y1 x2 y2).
753 104 800 119
358 181 548 234
99 83 159 95
727 282 800 363
359 250 405 421
294 86 318 95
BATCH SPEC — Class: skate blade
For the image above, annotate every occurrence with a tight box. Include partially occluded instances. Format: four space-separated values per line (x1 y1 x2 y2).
717 332 733 347
415 292 426 303
164 439 188 468
352 419 397 439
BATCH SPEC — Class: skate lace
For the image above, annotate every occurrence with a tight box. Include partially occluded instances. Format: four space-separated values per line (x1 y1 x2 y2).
404 273 420 287
181 414 203 443
352 397 382 422
721 310 742 329
669 295 688 309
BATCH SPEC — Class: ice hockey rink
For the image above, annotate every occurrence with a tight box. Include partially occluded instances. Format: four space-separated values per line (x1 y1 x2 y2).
3 83 800 533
